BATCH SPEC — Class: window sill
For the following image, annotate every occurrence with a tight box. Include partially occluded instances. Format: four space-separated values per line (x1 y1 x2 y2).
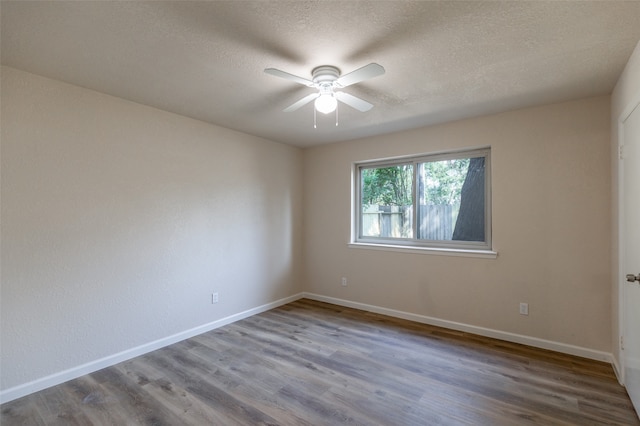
348 242 498 259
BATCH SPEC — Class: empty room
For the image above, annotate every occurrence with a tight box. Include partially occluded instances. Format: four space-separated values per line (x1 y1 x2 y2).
2 1 640 424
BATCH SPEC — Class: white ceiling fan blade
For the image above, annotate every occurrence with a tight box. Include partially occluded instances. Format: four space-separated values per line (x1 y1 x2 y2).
283 93 320 112
335 63 385 88
335 91 374 112
264 68 314 87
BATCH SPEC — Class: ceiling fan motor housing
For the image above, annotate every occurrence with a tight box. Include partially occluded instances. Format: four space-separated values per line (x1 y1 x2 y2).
312 66 341 91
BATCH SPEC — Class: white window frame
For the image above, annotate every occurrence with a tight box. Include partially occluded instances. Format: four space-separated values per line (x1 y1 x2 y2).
351 147 495 257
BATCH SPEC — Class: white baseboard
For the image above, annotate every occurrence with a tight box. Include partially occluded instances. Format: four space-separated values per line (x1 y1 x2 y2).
1 291 615 404
0 293 304 404
301 292 614 364
611 356 623 385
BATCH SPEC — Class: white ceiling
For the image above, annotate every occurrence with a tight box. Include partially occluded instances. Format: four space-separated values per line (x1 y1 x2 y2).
2 1 640 147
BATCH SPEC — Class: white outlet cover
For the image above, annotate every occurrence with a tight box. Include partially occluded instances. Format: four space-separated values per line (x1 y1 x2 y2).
519 303 529 315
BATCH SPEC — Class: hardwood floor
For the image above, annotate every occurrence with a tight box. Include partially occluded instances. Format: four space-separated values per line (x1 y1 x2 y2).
2 298 638 425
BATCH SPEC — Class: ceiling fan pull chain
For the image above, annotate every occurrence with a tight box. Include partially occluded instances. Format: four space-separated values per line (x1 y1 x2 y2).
336 102 339 127
314 107 317 129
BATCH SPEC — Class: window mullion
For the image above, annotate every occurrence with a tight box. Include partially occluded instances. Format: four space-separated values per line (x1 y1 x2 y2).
412 161 419 241
357 165 362 239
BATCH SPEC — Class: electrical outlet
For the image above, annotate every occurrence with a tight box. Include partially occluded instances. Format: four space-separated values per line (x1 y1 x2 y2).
212 292 219 304
519 302 528 315
341 277 347 287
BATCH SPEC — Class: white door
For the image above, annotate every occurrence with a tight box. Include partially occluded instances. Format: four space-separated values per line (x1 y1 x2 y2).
622 98 640 414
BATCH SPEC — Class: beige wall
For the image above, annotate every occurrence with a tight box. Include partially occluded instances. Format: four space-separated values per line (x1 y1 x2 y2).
0 67 304 392
303 96 611 352
611 40 640 369
0 62 622 400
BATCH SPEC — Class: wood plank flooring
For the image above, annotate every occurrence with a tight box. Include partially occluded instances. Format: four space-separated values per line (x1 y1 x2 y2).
2 299 638 425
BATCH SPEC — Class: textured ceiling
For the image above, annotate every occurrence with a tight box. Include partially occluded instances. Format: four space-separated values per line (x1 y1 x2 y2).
2 1 640 147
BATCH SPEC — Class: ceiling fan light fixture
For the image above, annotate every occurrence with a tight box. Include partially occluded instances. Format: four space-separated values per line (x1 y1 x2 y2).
314 93 337 114
265 63 385 120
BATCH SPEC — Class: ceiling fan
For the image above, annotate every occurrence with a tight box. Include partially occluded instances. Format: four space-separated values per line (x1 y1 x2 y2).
264 63 385 117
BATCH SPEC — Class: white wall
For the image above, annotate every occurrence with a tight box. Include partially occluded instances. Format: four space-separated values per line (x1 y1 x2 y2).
0 67 303 395
611 40 640 369
303 96 611 353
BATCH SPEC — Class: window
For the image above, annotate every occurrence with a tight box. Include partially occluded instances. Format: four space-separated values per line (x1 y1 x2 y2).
354 148 491 252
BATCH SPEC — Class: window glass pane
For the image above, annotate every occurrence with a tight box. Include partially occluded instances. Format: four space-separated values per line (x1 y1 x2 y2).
360 164 414 238
418 156 485 241
354 148 490 251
